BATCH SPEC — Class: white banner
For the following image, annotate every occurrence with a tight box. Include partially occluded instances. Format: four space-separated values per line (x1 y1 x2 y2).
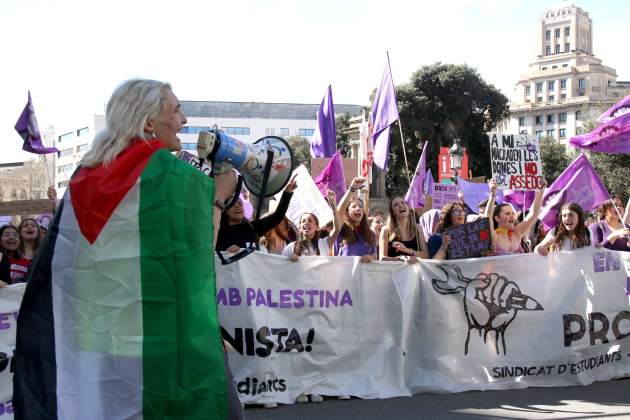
0 283 26 419
217 249 630 404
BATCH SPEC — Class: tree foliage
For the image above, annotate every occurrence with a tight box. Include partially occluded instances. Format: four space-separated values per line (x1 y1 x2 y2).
589 151 629 202
286 136 311 172
539 136 572 184
380 62 510 196
335 112 353 157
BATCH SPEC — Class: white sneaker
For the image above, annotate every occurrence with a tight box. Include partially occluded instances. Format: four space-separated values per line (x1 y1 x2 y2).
310 394 324 403
296 394 309 404
263 402 278 409
338 395 351 400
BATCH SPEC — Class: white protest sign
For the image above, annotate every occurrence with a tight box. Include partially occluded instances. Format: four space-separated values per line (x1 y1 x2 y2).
488 133 543 190
273 165 333 228
432 184 459 210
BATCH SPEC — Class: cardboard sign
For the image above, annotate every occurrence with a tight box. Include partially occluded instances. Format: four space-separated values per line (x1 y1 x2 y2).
432 184 460 210
0 200 55 216
488 133 543 190
274 165 333 228
445 217 491 259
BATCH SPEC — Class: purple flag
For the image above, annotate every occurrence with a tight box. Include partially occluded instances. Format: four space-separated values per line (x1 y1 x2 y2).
596 94 630 123
310 85 337 158
569 112 630 154
456 177 504 214
370 61 399 170
423 169 434 195
405 141 428 208
503 190 536 210
314 151 346 202
14 91 59 154
539 154 610 229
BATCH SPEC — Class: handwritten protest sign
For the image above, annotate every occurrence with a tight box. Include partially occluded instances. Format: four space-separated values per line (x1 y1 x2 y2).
445 217 491 259
0 200 55 216
488 133 543 190
274 165 333 228
432 184 459 210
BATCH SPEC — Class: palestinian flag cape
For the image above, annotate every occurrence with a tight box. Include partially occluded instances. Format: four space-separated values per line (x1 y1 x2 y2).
13 140 240 419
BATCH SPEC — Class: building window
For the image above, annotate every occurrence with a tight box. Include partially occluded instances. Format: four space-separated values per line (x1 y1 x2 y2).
545 30 551 41
547 129 555 138
57 180 69 189
564 27 570 36
59 148 73 158
179 126 212 134
536 97 543 103
77 127 89 137
181 143 196 151
552 65 557 69
541 66 548 71
555 44 561 54
525 86 531 95
265 128 275 136
548 95 554 102
547 114 555 124
560 79 567 89
578 79 586 89
58 132 74 143
559 128 566 138
548 81 555 91
222 127 251 135
561 93 566 100
559 112 567 123
545 46 551 56
298 128 315 137
564 42 570 52
279 128 289 136
536 130 543 139
535 115 543 125
518 117 525 126
563 64 568 68
576 110 582 120
536 82 543 92
555 28 561 38
77 143 89 153
58 163 73 174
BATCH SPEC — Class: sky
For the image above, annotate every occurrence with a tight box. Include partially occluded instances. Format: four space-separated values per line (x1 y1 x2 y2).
1 0 629 163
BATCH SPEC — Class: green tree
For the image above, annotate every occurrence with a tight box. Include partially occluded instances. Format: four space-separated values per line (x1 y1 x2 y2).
589 152 629 202
378 62 509 196
539 136 572 184
335 112 353 157
286 136 311 172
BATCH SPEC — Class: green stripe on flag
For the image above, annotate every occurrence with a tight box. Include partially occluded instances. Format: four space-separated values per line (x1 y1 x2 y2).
140 149 228 419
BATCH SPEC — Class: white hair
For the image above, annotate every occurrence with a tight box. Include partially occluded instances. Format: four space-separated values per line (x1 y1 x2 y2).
80 79 172 167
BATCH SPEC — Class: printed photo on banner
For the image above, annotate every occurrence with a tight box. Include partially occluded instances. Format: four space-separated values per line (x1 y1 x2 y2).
488 133 543 190
432 184 459 210
444 217 492 259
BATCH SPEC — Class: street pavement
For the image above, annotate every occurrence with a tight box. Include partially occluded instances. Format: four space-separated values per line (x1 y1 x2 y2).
245 378 630 419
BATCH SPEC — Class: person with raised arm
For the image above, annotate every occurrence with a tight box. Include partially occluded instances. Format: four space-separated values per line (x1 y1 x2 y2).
535 202 591 255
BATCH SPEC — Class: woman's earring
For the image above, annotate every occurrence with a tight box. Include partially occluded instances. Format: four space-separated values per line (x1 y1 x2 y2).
150 131 156 139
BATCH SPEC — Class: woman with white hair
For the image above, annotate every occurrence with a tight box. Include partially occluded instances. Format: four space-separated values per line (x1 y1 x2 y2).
14 79 242 420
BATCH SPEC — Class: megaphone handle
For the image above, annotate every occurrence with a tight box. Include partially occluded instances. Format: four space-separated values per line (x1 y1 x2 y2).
254 148 275 221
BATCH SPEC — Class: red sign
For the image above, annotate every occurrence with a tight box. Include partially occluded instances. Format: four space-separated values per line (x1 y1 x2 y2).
438 147 469 182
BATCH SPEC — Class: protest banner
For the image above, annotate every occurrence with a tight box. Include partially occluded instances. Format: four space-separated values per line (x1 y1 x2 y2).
488 133 543 190
445 217 491 259
0 200 55 217
216 248 630 404
274 164 333 227
432 184 459 210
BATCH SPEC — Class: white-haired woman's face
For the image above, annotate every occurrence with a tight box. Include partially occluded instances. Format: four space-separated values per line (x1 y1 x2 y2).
150 90 187 151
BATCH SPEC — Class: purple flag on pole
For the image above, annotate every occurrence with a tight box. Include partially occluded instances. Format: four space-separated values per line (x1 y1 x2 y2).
423 169 435 195
596 94 630 123
14 91 59 154
503 190 536 210
310 85 337 158
569 112 630 154
456 177 504 214
405 141 428 208
539 154 610 229
314 151 346 202
370 61 399 170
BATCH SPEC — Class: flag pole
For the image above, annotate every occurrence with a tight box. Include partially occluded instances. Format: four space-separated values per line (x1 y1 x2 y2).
386 52 411 183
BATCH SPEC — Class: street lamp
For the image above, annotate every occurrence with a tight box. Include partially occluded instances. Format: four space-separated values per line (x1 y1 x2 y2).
448 138 464 184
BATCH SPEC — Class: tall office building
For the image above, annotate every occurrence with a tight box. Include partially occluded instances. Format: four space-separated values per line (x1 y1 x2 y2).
496 4 630 142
